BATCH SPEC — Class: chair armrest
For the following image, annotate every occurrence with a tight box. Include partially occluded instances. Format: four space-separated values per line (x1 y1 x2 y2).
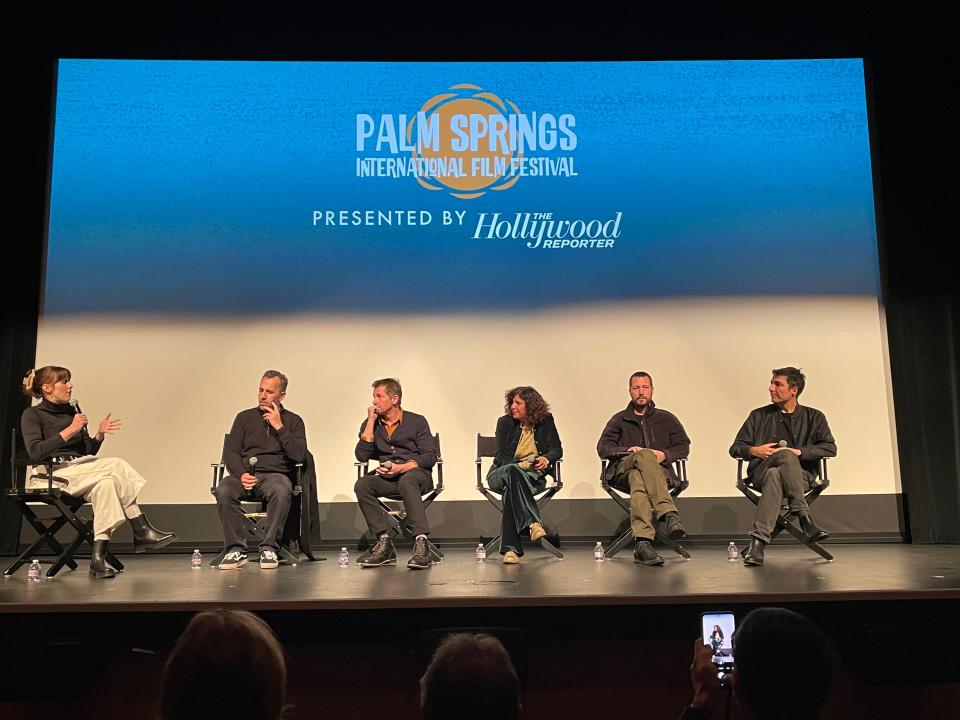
735 458 750 492
435 458 444 491
476 458 484 490
599 458 611 490
210 462 224 495
671 458 689 496
553 458 563 489
354 461 368 480
817 457 830 488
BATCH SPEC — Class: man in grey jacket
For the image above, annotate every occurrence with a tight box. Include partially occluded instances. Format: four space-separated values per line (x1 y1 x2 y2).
729 367 836 566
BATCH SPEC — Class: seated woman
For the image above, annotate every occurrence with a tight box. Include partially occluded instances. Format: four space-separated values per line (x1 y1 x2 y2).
20 366 177 579
486 386 563 564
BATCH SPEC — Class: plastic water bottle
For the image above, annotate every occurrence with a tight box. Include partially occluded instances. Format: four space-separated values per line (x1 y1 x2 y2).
191 549 203 569
727 542 739 561
338 547 350 567
594 542 605 561
475 543 487 561
27 559 42 581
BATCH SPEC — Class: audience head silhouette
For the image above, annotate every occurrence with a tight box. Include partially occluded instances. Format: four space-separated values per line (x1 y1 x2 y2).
734 607 833 720
160 609 286 720
420 632 522 720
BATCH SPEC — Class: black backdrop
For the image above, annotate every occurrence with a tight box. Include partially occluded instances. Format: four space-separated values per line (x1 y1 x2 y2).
3 5 956 552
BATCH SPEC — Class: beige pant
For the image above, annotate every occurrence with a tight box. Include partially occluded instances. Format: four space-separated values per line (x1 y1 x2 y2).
614 450 678 540
29 456 146 538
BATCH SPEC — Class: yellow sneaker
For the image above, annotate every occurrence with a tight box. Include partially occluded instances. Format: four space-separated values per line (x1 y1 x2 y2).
503 550 520 564
529 522 547 542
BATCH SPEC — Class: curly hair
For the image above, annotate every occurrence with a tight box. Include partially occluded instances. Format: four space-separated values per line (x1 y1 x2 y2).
504 386 550 425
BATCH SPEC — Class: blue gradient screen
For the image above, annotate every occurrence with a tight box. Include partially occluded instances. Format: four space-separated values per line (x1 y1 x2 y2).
46 59 878 314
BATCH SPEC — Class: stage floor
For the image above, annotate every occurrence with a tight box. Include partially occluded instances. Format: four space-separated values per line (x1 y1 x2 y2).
2 543 958 614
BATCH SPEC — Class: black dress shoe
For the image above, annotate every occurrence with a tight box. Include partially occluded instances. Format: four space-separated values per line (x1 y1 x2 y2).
661 512 687 540
89 539 116 579
130 514 178 553
799 514 829 543
634 539 664 566
743 537 766 566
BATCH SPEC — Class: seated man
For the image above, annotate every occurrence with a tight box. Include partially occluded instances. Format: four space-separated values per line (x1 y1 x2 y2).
729 366 836 566
215 370 307 570
597 371 691 566
354 377 438 570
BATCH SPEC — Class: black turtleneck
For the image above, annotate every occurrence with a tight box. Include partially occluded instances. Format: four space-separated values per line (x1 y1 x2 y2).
20 399 102 462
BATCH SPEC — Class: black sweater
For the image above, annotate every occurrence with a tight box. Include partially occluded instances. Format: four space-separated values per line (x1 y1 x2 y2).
354 410 437 471
729 403 836 479
21 399 102 462
224 406 307 477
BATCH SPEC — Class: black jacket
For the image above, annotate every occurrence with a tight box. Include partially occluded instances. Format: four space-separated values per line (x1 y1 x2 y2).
597 402 690 488
224 405 307 478
355 410 437 471
490 413 563 478
21 399 102 462
729 403 836 480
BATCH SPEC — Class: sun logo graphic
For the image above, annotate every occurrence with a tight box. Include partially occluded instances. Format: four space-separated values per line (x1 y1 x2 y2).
409 84 524 200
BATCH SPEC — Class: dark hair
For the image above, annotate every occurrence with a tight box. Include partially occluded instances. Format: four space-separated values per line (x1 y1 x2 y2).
771 367 805 396
629 371 654 386
420 633 521 720
22 366 71 398
734 607 832 719
160 610 287 720
372 377 402 403
262 370 288 393
504 386 550 425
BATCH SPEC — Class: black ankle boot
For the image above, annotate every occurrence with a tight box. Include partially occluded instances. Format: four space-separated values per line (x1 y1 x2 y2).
89 540 116 579
743 537 766 566
799 514 829 542
130 514 178 553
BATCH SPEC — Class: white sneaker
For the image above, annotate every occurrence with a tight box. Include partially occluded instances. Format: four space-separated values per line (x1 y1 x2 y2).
218 549 247 570
259 548 279 569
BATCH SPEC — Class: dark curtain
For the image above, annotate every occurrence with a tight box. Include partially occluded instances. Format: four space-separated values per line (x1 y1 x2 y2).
870 57 960 543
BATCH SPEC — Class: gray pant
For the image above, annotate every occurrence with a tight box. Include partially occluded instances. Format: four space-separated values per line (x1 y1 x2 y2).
354 468 433 537
216 473 293 551
749 452 813 543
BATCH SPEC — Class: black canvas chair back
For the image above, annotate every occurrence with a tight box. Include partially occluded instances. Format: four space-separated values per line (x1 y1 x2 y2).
354 433 445 562
599 456 691 559
475 433 564 559
208 434 316 566
4 428 124 577
735 457 834 561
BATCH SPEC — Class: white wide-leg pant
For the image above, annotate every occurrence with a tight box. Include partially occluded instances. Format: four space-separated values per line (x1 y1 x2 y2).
29 456 146 537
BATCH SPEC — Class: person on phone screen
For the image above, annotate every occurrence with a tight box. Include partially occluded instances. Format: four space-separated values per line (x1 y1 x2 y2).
215 370 306 571
683 607 833 719
597 371 691 566
710 625 724 655
729 367 836 566
21 366 178 579
354 378 438 570
486 386 563 564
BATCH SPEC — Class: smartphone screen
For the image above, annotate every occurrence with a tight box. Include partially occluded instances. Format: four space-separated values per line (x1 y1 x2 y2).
701 611 736 674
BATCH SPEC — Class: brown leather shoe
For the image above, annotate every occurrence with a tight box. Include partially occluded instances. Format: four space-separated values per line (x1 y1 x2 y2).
503 550 520 564
529 522 547 542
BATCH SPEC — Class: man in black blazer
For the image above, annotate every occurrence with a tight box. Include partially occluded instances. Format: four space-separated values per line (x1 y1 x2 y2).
597 371 691 566
354 378 438 569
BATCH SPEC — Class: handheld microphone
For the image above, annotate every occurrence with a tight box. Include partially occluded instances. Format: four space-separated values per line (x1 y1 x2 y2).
381 460 393 471
249 456 258 476
70 399 91 439
778 440 788 448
